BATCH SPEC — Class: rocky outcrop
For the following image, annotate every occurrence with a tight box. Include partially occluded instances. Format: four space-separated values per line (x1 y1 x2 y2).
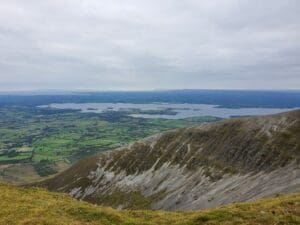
40 110 300 210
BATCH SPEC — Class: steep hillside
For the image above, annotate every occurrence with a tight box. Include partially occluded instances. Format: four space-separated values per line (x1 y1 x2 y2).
1 184 299 225
40 110 300 210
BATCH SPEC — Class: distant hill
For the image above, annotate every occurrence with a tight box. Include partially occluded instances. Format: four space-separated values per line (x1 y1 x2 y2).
1 90 300 108
0 183 299 225
39 110 300 210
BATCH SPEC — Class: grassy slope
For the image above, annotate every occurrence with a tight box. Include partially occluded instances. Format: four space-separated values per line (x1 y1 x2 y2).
0 183 299 225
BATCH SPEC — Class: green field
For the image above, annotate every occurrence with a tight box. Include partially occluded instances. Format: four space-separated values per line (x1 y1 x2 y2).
0 106 219 177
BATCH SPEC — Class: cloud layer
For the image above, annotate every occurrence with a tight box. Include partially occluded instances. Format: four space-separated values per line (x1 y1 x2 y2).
0 0 299 90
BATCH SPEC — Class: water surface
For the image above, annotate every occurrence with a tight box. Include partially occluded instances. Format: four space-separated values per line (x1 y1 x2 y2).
42 103 298 119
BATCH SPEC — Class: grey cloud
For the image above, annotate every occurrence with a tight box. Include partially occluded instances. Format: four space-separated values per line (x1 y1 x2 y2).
0 0 299 91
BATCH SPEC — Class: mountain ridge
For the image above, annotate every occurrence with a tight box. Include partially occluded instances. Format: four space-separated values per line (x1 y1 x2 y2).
38 110 300 210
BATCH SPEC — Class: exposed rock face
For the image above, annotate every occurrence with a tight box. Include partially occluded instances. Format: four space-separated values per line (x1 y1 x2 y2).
40 110 300 210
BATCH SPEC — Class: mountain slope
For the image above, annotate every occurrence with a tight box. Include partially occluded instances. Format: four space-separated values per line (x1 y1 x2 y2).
40 110 300 210
1 184 300 225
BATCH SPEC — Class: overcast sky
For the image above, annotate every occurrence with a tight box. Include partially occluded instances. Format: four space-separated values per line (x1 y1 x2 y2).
0 0 299 91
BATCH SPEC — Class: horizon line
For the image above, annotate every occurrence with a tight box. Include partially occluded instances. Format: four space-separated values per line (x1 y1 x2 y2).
0 88 300 96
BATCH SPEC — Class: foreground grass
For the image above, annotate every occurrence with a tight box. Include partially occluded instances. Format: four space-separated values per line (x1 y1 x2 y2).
0 184 299 225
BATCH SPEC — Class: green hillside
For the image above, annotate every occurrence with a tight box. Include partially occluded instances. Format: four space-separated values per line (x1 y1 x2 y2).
0 183 299 225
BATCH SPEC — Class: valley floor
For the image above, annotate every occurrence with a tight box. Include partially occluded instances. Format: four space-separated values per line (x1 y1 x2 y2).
0 106 218 184
0 183 299 225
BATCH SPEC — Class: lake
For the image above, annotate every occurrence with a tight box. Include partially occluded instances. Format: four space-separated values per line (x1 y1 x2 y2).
41 103 299 119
